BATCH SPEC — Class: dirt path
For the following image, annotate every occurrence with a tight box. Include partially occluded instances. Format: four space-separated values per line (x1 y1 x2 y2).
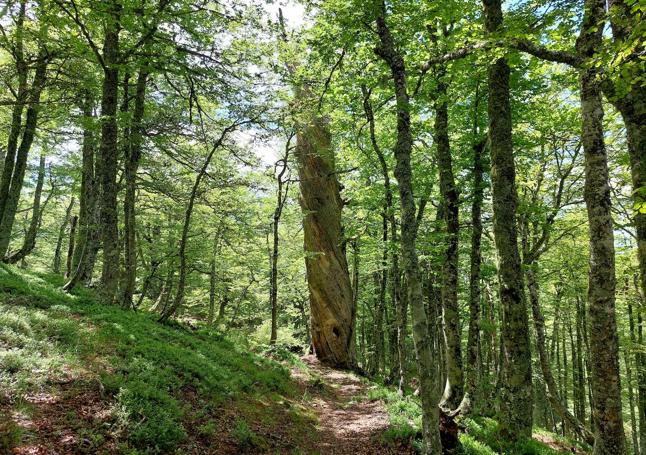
291 355 413 455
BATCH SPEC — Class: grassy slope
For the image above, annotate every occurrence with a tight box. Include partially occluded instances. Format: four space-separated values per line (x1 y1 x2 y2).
0 265 315 454
0 264 590 454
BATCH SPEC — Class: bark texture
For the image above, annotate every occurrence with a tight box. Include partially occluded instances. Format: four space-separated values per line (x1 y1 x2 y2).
121 70 147 308
458 137 486 415
0 54 48 259
297 117 356 368
53 197 75 274
65 216 78 279
97 2 121 303
64 96 99 291
434 78 463 409
5 153 46 264
374 1 441 451
278 9 355 368
577 0 625 452
482 0 533 437
605 7 646 447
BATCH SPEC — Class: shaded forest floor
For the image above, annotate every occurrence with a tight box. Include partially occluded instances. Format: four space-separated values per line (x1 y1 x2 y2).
0 265 590 454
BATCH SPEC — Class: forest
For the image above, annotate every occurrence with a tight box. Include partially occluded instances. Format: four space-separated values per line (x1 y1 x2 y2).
0 0 644 454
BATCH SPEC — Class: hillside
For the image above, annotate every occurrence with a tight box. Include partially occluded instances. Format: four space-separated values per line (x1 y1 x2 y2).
0 265 590 454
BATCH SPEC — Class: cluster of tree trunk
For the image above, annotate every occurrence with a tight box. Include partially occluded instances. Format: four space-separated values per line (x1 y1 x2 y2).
0 2 642 453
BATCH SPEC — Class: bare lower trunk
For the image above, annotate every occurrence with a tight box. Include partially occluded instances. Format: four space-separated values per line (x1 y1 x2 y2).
434 79 463 409
53 198 75 273
121 70 147 308
65 216 78 279
69 93 98 287
458 137 486 415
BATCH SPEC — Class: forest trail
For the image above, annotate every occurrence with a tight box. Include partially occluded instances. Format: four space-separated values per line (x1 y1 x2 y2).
290 355 413 455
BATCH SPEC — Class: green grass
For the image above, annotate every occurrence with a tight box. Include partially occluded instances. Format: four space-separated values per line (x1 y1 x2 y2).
365 385 422 447
0 264 305 454
364 383 590 454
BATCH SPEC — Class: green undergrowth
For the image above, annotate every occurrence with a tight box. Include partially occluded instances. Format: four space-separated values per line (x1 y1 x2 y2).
0 264 311 454
365 383 590 454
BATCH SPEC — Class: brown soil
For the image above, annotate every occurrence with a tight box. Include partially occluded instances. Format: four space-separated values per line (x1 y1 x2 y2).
4 354 411 455
292 354 414 455
2 380 119 455
533 432 588 454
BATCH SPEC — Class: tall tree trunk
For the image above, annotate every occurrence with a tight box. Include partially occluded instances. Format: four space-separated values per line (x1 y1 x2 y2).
270 143 290 344
0 55 48 259
68 93 98 288
0 0 28 237
296 116 356 367
277 9 355 368
629 294 644 455
637 286 646 455
605 0 646 314
458 137 486 415
361 86 389 376
121 70 147 308
374 2 441 451
5 153 46 263
482 0 533 437
97 0 121 303
53 197 75 273
577 1 625 452
434 77 463 409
